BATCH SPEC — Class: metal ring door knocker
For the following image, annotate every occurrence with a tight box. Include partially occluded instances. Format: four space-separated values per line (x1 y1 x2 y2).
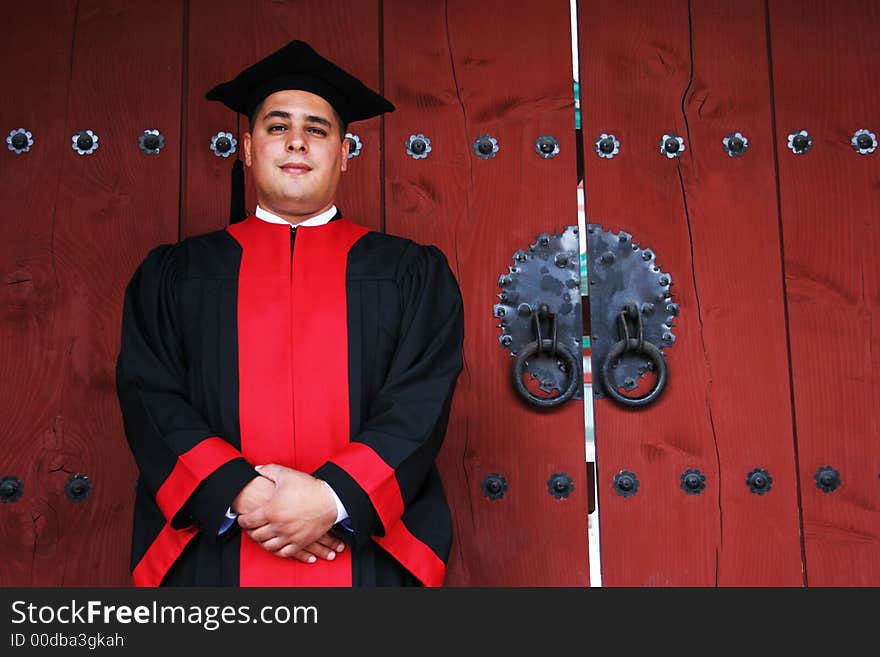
586 224 677 409
600 302 668 407
494 226 584 410
513 305 580 408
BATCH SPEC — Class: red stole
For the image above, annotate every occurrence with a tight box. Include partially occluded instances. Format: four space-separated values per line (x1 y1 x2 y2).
227 214 368 586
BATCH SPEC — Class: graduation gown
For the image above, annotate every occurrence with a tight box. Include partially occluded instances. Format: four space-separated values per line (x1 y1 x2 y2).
116 211 464 587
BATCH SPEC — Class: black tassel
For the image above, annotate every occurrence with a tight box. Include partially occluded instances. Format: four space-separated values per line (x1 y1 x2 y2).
230 158 246 223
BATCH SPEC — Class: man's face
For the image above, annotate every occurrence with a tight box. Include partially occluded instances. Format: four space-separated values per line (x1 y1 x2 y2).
243 89 349 220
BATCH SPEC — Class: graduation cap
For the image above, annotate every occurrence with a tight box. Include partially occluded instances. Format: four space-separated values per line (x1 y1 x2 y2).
205 39 395 223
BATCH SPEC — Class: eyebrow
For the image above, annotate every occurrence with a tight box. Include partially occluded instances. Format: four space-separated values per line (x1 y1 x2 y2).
262 110 332 128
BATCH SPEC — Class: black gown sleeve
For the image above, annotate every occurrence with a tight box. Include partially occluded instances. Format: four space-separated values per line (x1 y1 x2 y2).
314 242 464 550
116 244 258 537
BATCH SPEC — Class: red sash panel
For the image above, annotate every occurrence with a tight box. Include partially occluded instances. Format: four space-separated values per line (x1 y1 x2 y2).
229 215 367 587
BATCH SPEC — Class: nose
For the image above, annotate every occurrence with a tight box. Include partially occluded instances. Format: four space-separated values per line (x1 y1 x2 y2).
286 126 307 152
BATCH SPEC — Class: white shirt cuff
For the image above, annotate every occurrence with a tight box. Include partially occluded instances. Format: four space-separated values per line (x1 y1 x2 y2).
321 480 349 524
218 507 238 535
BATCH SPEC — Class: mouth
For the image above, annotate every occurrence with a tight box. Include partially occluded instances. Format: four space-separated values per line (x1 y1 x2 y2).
279 163 312 175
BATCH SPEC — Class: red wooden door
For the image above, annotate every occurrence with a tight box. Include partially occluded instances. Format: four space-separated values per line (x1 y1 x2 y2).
578 0 804 585
384 0 590 585
10 0 876 588
2 0 590 586
0 0 183 585
768 0 880 586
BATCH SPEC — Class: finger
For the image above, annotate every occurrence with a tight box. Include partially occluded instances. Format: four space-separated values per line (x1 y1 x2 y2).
258 536 288 553
237 508 269 530
316 533 345 553
328 530 347 552
302 541 337 561
278 545 318 563
245 524 277 543
254 463 285 483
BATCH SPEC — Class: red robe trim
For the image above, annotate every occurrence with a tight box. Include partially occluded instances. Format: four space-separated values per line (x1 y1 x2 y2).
375 524 446 588
329 443 405 526
331 442 446 587
133 525 198 587
154 438 243 521
229 214 367 586
132 438 242 586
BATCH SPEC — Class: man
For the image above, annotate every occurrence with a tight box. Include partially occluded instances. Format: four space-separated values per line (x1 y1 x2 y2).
116 40 464 587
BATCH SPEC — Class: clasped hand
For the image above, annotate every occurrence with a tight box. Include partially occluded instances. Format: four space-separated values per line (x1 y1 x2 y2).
232 464 344 564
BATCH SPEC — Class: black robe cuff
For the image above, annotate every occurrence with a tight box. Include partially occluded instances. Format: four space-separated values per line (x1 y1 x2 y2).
173 457 259 538
313 461 382 551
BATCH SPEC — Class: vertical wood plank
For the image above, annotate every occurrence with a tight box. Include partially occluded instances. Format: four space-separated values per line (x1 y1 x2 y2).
681 0 804 585
579 0 723 585
0 0 78 587
385 0 589 585
184 0 382 238
579 0 802 586
48 0 183 586
1 0 183 585
768 0 880 586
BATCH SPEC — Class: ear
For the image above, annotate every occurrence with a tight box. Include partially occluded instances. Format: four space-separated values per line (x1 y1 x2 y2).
340 136 349 172
243 132 253 167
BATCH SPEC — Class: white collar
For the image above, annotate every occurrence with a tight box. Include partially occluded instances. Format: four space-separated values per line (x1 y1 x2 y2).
255 204 338 228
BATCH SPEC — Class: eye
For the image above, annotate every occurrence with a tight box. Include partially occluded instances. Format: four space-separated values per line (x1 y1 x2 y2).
268 124 286 133
307 127 328 136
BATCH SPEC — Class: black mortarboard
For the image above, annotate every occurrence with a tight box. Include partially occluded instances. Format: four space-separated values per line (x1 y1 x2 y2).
206 39 395 223
206 39 394 127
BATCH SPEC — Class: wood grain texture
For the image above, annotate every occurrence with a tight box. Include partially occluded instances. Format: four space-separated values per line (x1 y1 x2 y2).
579 0 801 585
385 0 590 585
768 0 880 585
679 0 804 585
0 0 77 588
183 0 382 238
0 0 183 585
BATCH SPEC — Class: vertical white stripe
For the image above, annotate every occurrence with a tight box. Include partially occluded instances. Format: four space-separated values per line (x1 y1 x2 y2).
572 0 602 588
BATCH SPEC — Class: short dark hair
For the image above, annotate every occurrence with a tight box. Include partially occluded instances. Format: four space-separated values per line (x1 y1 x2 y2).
248 100 348 141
